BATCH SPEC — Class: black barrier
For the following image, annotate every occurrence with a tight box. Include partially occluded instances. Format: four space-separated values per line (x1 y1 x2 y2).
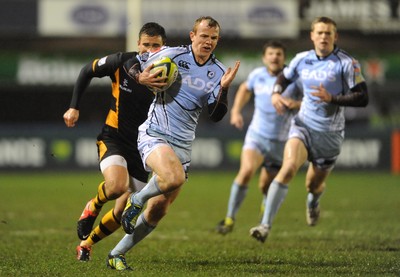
0 124 393 172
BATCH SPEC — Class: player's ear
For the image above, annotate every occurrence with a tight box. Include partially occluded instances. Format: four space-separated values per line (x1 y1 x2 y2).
189 31 195 41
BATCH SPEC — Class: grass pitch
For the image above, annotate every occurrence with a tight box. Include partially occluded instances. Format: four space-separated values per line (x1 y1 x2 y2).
0 170 399 276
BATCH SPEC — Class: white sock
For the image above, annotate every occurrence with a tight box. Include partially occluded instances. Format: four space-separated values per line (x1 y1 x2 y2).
134 175 163 205
226 182 248 219
110 214 155 255
261 180 288 227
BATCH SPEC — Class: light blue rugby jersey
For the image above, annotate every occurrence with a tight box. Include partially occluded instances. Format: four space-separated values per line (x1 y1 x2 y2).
139 45 226 142
247 66 302 141
283 47 365 132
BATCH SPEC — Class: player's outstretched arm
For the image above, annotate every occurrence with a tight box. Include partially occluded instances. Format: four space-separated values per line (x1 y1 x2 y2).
209 61 241 122
63 62 95 127
230 82 251 130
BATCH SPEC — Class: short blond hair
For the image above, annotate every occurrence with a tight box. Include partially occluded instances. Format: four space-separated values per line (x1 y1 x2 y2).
311 16 337 32
192 16 221 33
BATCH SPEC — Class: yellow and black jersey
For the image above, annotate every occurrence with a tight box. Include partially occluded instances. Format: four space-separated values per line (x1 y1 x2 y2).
70 51 155 145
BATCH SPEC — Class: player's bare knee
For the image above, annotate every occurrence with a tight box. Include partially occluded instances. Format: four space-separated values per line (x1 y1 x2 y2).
241 172 254 185
105 179 129 199
239 166 255 180
162 169 185 191
258 182 268 194
168 176 185 191
306 183 325 194
306 181 325 194
280 163 297 181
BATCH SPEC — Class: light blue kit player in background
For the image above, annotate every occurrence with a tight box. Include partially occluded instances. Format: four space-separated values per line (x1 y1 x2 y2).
215 41 302 236
249 16 369 243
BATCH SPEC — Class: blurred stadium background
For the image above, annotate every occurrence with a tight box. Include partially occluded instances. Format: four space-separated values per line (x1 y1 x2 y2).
1 0 400 173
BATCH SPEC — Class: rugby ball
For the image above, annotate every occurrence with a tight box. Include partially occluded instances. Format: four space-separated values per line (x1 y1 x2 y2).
148 56 178 93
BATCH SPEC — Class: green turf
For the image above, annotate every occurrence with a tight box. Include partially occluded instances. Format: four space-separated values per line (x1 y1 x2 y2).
0 171 399 276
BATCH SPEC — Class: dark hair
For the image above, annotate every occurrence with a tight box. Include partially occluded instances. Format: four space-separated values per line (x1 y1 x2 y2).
311 16 337 32
139 22 167 43
262 41 286 56
192 16 221 33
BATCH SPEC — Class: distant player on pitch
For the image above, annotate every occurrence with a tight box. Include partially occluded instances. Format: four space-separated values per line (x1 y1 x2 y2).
249 16 369 243
215 41 302 235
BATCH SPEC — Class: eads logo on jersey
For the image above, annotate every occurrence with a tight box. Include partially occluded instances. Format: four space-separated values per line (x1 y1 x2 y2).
301 69 336 82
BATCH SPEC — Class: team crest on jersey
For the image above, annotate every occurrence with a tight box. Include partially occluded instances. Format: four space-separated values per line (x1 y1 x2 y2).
327 60 335 69
178 60 190 70
98 56 107 66
140 52 150 62
305 59 313 65
207 70 215 79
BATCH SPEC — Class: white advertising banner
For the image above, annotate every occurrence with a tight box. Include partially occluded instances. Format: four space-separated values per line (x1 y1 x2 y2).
38 0 127 36
302 0 400 34
142 0 299 38
38 0 299 38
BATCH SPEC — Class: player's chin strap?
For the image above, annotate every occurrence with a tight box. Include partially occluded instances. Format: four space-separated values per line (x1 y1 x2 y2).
208 86 229 122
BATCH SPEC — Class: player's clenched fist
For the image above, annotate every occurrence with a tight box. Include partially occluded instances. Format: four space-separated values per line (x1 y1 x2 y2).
63 108 80 127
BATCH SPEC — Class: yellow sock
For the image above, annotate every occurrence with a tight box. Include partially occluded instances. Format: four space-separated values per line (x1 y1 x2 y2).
84 209 120 246
90 181 109 213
